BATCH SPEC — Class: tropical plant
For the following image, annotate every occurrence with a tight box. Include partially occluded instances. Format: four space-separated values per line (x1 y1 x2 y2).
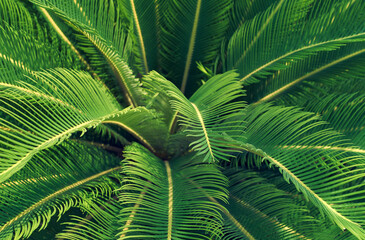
0 0 365 239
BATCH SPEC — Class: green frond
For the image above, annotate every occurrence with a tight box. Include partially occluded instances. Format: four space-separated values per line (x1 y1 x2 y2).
94 124 131 146
159 0 231 94
117 0 160 73
226 0 276 40
103 106 169 153
0 68 123 182
30 0 145 107
250 42 365 105
140 71 176 125
0 141 121 240
118 143 228 239
57 197 122 240
296 93 365 150
0 0 34 34
238 104 365 239
165 71 246 162
227 0 365 85
221 168 321 240
0 22 80 84
314 225 357 240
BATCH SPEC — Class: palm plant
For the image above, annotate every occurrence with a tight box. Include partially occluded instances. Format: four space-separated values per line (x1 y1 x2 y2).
0 0 365 239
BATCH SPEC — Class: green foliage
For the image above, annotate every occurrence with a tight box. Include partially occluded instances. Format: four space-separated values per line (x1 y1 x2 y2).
0 0 365 239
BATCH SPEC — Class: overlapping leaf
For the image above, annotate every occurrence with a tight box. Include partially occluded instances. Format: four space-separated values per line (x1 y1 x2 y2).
249 42 365 105
163 71 246 162
30 0 145 106
0 141 121 240
118 143 228 239
220 168 321 240
117 0 160 73
57 197 122 240
238 104 365 239
160 0 231 94
0 68 165 182
227 0 365 85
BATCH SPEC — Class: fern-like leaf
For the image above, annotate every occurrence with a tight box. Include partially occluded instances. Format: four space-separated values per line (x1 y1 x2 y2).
160 0 231 94
238 104 365 239
30 0 145 106
0 141 121 240
227 0 365 85
118 143 228 239
164 71 246 162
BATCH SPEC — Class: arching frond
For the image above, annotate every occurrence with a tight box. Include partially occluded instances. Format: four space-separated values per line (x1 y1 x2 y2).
0 141 121 240
296 93 365 150
103 107 169 153
227 0 365 85
164 71 246 162
237 104 365 239
140 71 176 125
0 68 164 182
30 0 145 107
250 42 365 105
226 0 276 40
220 168 321 240
0 0 34 34
118 143 228 239
57 197 122 240
160 0 231 94
0 22 80 85
117 0 160 73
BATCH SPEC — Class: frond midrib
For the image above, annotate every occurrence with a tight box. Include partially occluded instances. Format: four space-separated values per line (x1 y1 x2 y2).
190 102 214 161
0 110 121 182
233 0 285 68
40 7 103 83
80 32 137 107
130 0 149 73
239 32 365 83
254 48 365 104
180 0 202 93
102 119 156 153
0 82 83 114
230 195 311 240
242 145 363 234
0 166 121 233
41 5 138 107
277 145 365 154
164 161 173 240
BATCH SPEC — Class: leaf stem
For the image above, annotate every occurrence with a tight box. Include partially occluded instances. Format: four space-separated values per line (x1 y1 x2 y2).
180 0 202 94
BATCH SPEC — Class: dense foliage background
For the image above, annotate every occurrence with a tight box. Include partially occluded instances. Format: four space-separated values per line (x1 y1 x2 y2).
0 0 365 239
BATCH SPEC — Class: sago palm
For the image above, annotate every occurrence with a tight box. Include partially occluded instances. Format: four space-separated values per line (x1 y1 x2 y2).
0 0 365 239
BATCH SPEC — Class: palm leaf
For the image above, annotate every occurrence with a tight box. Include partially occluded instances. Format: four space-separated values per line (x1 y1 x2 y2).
118 143 228 239
0 68 166 182
220 168 321 240
0 22 80 83
103 106 169 153
237 104 365 239
294 93 365 150
140 71 176 125
0 141 121 240
226 0 276 40
159 0 231 94
249 42 365 105
57 197 122 240
30 0 145 107
118 0 160 73
0 0 34 34
163 71 246 162
227 0 365 85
